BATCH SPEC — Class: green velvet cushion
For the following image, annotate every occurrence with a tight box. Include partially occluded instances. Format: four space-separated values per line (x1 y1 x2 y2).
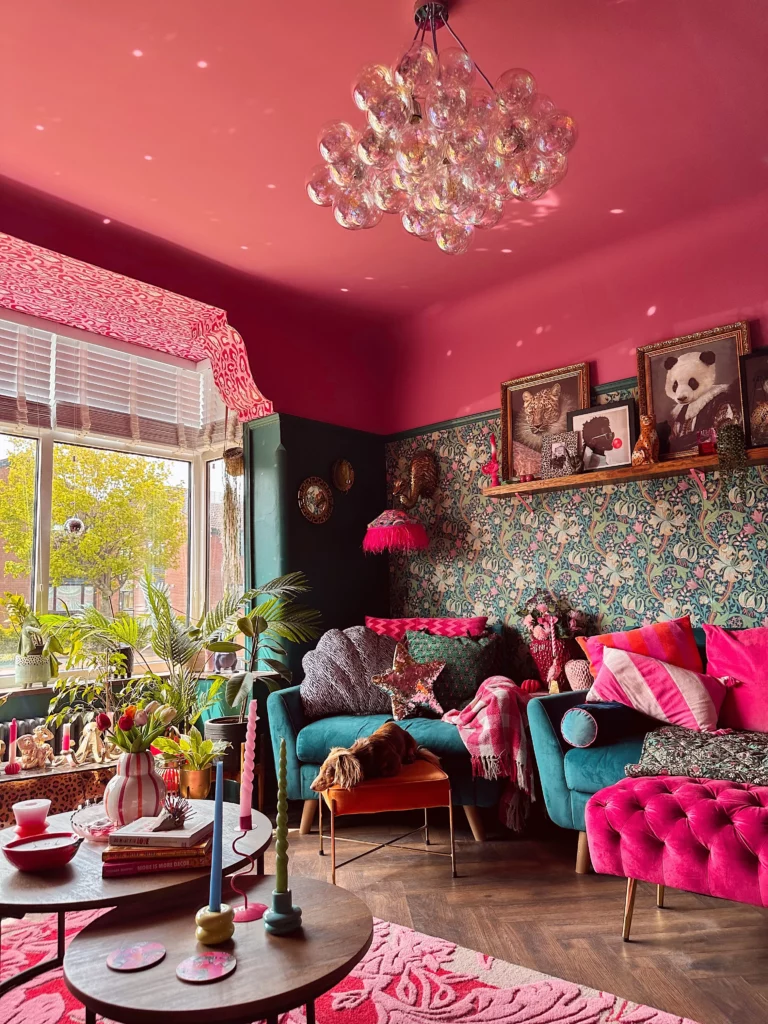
405 630 501 711
563 736 645 795
295 714 469 764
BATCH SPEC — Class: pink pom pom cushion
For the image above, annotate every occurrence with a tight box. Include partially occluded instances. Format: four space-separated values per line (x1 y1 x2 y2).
576 615 703 677
586 647 727 731
365 616 487 643
704 624 768 732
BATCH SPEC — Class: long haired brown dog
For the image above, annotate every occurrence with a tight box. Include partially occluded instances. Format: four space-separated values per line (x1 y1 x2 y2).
311 721 440 791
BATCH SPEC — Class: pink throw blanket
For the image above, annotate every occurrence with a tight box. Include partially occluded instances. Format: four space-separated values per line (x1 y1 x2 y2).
443 675 533 831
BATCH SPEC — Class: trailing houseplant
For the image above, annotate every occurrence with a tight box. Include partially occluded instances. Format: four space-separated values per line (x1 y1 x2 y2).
154 725 230 800
205 572 322 772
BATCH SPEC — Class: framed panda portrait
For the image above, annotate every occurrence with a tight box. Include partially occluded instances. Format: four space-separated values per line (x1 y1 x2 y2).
636 322 751 460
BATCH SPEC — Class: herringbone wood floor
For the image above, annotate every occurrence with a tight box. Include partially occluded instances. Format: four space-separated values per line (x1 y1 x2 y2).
270 806 768 1024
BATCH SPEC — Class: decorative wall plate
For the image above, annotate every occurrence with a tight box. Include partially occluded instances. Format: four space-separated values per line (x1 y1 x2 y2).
331 459 355 492
298 477 333 524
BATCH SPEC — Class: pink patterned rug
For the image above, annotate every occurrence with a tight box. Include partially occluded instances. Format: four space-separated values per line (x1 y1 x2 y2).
1 911 700 1024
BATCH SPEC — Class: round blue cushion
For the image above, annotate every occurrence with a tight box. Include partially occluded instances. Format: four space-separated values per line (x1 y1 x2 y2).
561 707 598 748
561 701 658 749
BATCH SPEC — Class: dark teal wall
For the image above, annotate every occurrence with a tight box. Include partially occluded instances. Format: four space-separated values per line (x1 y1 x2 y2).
245 413 389 676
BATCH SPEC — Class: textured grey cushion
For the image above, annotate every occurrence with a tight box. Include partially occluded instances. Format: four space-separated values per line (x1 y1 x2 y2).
300 626 396 719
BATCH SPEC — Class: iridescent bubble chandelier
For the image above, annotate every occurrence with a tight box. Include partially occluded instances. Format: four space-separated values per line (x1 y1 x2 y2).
306 1 577 255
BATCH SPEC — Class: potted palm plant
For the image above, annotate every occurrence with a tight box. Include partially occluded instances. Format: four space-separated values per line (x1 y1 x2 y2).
204 572 322 773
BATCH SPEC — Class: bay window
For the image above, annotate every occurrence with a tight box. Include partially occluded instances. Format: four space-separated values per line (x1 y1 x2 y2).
0 311 242 684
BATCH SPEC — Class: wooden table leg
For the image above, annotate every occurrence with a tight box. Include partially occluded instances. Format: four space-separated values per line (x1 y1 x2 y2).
623 878 637 942
306 999 316 1024
0 909 66 997
85 1008 97 1024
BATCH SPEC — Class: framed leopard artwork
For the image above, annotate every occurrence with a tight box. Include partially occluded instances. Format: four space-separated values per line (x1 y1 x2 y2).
501 362 590 481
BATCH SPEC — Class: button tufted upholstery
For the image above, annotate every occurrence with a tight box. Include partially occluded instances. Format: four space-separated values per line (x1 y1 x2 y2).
586 776 768 907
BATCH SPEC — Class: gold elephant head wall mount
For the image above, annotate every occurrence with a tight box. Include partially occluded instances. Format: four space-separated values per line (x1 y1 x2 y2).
392 449 439 510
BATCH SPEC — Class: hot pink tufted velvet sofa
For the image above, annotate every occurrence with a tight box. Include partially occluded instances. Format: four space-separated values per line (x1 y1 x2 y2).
586 776 768 940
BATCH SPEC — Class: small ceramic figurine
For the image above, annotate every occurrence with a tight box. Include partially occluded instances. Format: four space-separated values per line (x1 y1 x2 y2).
72 720 107 764
17 733 54 770
632 414 660 466
481 433 501 488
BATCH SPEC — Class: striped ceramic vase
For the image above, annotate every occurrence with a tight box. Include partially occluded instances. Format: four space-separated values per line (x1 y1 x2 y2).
104 751 166 826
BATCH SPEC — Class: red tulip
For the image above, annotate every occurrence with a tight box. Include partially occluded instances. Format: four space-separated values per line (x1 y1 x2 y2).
96 713 111 731
118 714 134 731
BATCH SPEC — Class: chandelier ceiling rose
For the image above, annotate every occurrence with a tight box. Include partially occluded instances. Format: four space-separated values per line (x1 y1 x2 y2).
306 2 577 254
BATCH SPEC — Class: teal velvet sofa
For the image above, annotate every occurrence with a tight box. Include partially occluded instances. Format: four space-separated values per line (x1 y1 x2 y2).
528 626 711 872
267 684 500 840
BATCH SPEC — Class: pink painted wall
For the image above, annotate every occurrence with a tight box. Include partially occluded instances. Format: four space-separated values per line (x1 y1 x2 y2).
0 178 397 434
388 191 768 433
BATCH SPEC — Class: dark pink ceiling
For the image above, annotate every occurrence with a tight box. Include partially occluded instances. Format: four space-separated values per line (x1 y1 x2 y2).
3 0 767 316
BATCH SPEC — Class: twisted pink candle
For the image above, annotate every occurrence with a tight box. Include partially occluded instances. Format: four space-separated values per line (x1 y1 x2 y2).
239 698 258 830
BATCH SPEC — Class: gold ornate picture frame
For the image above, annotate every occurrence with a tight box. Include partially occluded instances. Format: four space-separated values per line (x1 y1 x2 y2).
500 362 590 481
636 322 751 460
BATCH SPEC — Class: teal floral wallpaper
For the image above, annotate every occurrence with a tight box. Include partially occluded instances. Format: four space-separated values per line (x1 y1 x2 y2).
385 388 768 635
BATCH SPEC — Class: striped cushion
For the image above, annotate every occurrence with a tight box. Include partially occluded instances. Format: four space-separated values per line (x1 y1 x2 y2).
577 615 703 677
365 616 487 642
586 647 727 732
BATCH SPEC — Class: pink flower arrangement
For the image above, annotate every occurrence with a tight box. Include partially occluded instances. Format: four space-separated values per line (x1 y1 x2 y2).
97 701 176 754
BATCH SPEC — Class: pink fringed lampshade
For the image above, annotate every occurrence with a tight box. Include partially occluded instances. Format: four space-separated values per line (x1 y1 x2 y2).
363 509 428 554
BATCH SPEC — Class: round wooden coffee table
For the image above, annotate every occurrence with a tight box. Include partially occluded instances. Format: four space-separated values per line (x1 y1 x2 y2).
0 802 272 997
64 874 373 1024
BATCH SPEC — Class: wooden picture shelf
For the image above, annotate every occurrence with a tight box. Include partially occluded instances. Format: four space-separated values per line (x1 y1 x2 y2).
482 446 768 500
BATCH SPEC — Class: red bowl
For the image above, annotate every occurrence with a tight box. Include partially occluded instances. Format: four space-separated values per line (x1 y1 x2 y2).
2 832 83 871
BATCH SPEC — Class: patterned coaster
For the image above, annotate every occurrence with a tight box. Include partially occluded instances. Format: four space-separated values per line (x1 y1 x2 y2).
107 942 166 972
176 950 237 984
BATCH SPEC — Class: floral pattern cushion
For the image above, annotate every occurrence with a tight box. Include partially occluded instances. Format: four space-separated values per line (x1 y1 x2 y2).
625 725 768 786
405 631 501 711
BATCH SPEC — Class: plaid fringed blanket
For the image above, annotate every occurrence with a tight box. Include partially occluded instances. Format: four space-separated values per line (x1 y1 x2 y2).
443 675 534 831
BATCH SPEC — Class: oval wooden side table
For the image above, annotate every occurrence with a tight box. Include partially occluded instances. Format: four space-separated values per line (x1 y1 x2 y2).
0 803 272 997
64 874 374 1024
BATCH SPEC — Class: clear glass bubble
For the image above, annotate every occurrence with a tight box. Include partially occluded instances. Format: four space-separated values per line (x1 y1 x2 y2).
395 124 443 177
456 193 504 228
543 150 568 185
435 218 474 254
402 205 437 240
425 83 469 132
506 156 549 201
394 43 438 96
444 126 485 165
357 127 395 167
370 171 409 213
306 164 338 207
475 151 507 196
333 190 380 230
390 163 419 194
429 164 475 216
535 111 578 153
492 113 535 157
329 150 367 188
318 121 357 163
412 182 437 214
439 48 475 88
352 63 394 111
367 87 411 135
530 93 556 119
494 68 537 113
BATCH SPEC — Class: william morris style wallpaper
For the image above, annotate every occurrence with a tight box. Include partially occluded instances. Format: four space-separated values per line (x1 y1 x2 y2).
386 388 768 636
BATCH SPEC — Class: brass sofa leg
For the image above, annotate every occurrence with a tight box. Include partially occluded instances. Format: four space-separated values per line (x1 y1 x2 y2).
656 884 665 908
463 805 485 842
623 878 637 942
300 798 317 835
575 831 591 874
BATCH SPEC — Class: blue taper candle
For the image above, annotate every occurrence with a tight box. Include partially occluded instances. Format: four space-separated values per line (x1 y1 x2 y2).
209 759 224 912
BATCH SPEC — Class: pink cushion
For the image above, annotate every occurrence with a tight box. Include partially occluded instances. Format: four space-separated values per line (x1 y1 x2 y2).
586 776 768 907
365 616 487 642
704 624 768 732
586 647 727 731
577 615 703 677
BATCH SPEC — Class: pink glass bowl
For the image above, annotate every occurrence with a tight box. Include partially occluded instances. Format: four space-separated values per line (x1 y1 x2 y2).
2 832 83 871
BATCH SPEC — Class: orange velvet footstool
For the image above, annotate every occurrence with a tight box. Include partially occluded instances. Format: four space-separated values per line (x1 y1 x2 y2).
318 761 456 883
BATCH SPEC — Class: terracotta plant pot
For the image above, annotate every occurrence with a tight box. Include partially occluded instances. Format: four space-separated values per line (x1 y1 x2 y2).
103 751 166 826
179 767 212 800
204 717 246 775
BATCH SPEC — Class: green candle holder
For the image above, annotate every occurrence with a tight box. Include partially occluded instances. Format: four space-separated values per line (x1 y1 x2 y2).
264 889 302 935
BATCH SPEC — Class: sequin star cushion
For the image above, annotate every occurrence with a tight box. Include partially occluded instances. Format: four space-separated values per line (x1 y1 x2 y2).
371 642 445 721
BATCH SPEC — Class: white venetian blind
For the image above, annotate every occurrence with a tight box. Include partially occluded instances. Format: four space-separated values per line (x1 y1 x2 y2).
0 317 225 449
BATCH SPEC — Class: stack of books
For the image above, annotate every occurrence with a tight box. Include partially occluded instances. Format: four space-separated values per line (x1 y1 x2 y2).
102 809 214 878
